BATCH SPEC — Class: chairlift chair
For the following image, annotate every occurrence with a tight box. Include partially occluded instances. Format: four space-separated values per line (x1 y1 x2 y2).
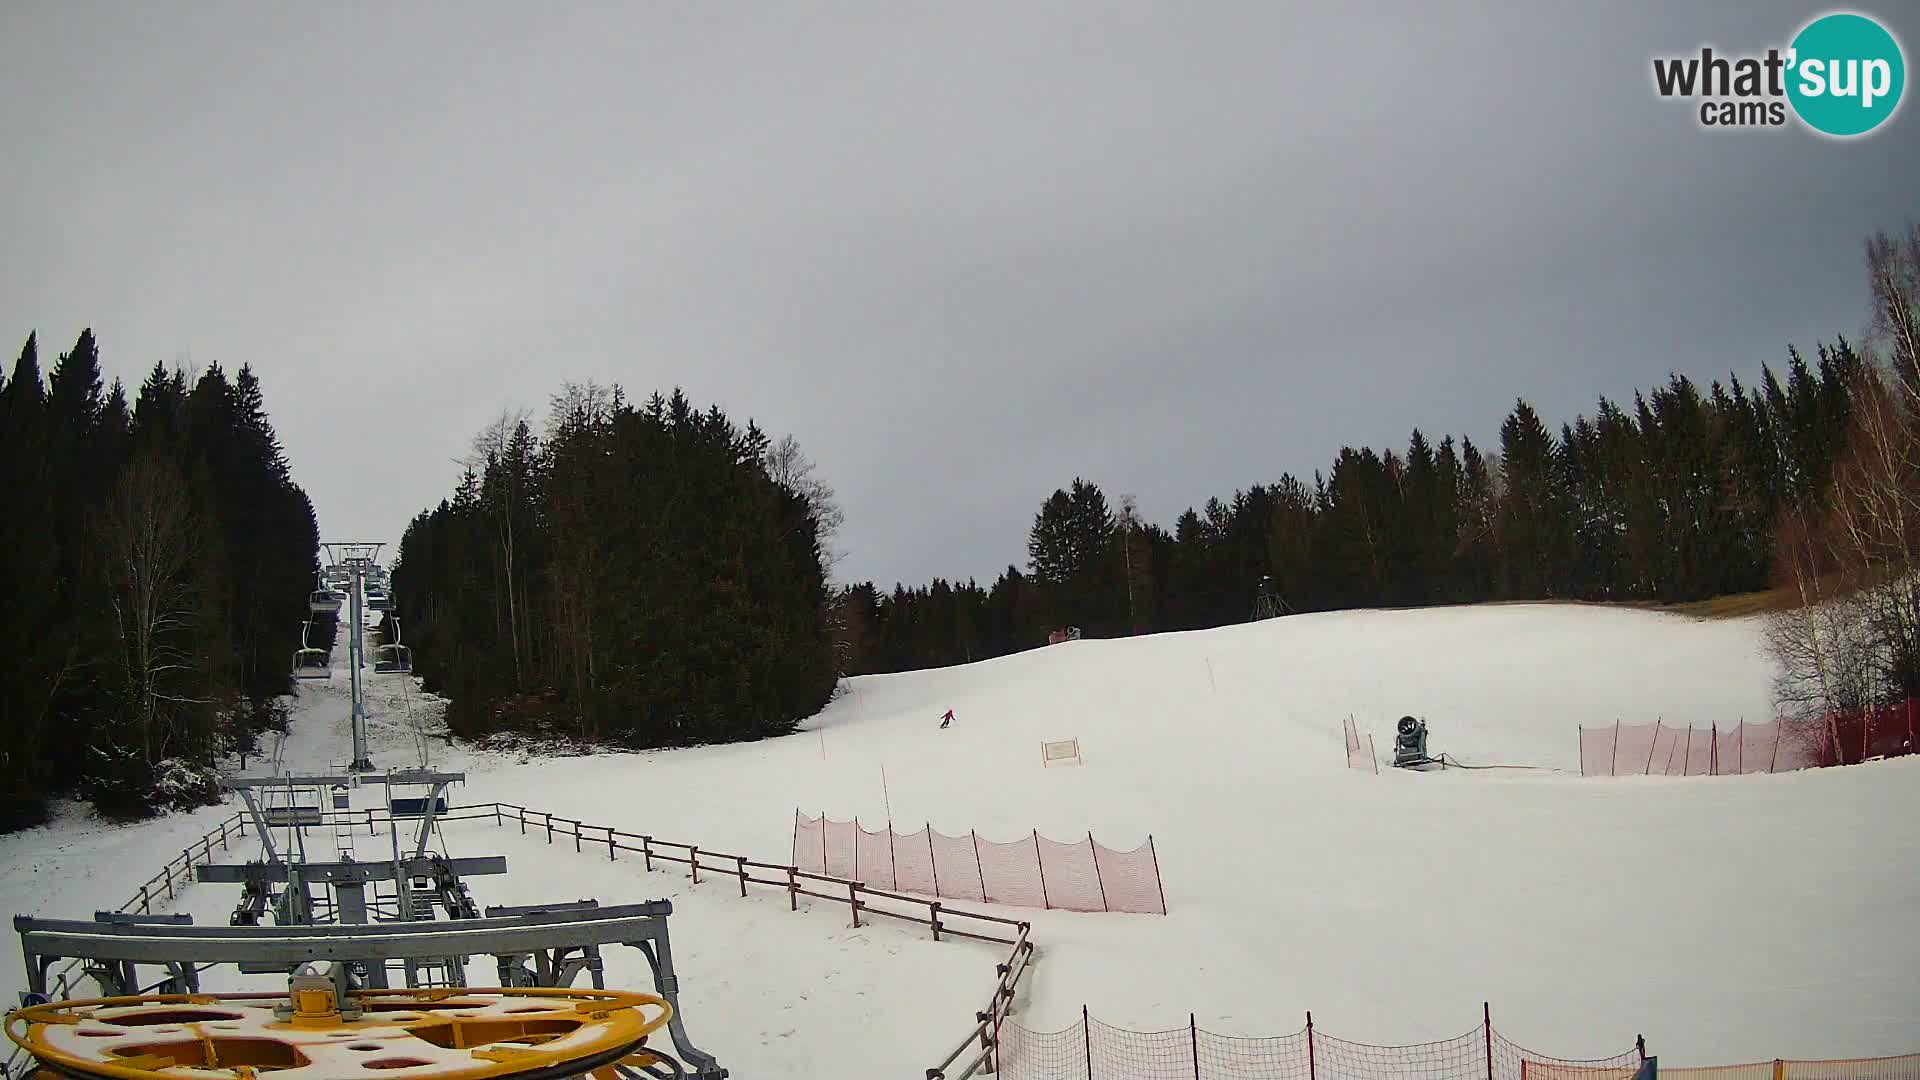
366 590 395 612
292 648 331 679
308 589 343 615
373 643 412 674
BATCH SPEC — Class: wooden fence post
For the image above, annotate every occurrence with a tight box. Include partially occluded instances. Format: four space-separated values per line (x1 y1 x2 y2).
787 867 798 911
1483 1003 1494 1080
1088 831 1109 912
690 846 701 884
519 807 527 835
573 820 582 853
1306 1011 1316 1080
1033 829 1050 909
1149 835 1167 914
494 804 501 828
736 856 747 897
139 885 149 914
927 824 940 896
642 836 653 872
1191 1013 1201 1080
930 901 942 942
848 882 860 928
544 813 553 844
1083 1004 1094 1079
608 828 617 861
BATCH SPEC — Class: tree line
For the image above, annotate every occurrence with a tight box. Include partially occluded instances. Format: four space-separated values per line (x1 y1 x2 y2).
0 331 320 830
391 384 839 747
1767 223 1920 720
835 273 1898 679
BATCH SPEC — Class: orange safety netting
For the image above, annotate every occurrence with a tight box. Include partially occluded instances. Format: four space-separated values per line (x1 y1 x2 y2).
993 1013 1646 1080
1576 707 1919 777
792 812 1165 914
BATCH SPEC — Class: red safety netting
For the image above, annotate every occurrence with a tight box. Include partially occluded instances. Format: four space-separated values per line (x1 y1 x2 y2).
1495 1030 1643 1080
1780 1053 1920 1080
791 812 1166 913
1000 1017 1092 1080
891 824 937 895
977 831 1050 909
1682 726 1714 775
997 1014 1641 1080
823 815 855 879
791 810 822 872
1651 1065 1775 1080
1196 1027 1315 1080
1036 834 1107 913
930 827 987 902
1582 704 1919 777
1578 724 1621 777
855 821 895 890
1825 700 1920 764
1314 1023 1488 1080
1093 838 1167 916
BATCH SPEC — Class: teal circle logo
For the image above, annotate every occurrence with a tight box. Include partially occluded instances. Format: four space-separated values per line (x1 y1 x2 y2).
1786 12 1905 136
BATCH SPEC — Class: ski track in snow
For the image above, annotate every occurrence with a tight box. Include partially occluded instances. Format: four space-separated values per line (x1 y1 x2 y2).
3 602 1917 1077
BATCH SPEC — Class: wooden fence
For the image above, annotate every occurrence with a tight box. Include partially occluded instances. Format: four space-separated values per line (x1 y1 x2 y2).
445 802 1039 1078
51 800 1037 1078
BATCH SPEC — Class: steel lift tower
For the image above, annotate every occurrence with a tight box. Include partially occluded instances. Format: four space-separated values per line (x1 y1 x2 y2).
324 542 384 771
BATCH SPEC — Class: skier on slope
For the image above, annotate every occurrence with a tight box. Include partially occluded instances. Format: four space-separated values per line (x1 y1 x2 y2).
939 708 954 729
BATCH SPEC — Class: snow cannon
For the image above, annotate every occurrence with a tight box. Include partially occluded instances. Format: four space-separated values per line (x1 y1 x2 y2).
1392 715 1441 769
3 983 686 1080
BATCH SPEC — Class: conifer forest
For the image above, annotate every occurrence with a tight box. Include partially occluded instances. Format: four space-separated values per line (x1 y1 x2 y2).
3 222 1915 829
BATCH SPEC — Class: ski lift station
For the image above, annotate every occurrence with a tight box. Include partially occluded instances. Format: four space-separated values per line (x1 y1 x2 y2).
5 540 730 1080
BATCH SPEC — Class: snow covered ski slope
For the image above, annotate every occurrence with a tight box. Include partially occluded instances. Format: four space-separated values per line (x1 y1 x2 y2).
3 602 1915 1078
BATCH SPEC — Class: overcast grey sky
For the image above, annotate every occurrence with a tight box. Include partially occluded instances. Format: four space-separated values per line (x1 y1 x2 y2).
3 4 1915 588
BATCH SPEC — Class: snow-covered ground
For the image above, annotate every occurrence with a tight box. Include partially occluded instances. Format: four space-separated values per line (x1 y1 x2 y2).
3 602 1916 1078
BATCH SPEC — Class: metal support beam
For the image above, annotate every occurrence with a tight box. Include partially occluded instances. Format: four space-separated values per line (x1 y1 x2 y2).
197 855 507 885
17 902 719 1077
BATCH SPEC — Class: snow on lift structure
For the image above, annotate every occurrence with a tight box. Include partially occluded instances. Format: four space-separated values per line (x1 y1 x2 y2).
4 982 686 1080
1392 715 1442 769
7 902 731 1077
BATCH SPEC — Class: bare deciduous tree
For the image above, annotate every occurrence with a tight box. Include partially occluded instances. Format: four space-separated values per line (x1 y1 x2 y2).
1768 228 1920 729
97 454 203 766
764 433 845 576
468 407 537 689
